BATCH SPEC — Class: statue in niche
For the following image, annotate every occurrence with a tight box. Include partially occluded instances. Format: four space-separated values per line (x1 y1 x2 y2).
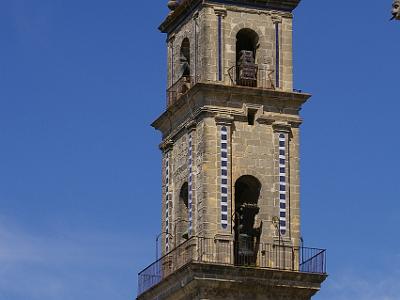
392 0 400 20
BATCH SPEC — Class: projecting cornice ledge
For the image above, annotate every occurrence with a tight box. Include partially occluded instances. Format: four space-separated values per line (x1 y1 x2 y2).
160 0 302 33
137 262 327 300
159 139 174 152
273 121 292 133
215 114 234 125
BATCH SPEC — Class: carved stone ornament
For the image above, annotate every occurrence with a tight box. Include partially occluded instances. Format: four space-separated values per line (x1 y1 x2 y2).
272 121 291 134
160 139 174 152
168 0 179 11
392 0 400 20
215 114 234 126
271 14 282 24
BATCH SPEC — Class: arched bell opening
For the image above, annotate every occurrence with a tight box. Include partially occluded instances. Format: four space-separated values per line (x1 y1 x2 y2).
234 175 262 266
180 38 191 77
235 29 259 87
176 38 192 95
175 182 189 245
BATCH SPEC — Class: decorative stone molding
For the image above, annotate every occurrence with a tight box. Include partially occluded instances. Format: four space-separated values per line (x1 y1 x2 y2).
271 14 282 24
159 139 174 152
272 121 291 133
244 103 262 111
215 114 234 126
256 114 275 125
214 234 234 241
186 120 197 133
167 33 175 44
214 6 227 17
289 119 303 128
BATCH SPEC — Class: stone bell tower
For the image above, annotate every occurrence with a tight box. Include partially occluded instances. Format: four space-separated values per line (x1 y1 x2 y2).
137 1 327 299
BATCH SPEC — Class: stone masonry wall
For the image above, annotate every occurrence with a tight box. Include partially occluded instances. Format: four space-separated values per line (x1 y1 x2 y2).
167 4 294 92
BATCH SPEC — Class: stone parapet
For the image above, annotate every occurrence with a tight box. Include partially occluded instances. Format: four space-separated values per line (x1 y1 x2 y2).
138 262 327 300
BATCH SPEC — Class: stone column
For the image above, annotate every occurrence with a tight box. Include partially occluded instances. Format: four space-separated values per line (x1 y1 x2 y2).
186 121 197 238
214 7 227 82
160 139 174 255
281 15 294 91
273 122 298 270
214 114 234 265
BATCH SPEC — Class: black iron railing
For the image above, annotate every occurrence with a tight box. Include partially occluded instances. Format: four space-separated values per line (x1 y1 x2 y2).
167 75 195 107
300 246 327 274
137 237 196 295
166 65 277 108
137 237 326 296
227 65 275 89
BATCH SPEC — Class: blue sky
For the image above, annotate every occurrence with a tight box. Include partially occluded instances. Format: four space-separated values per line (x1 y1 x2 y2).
0 0 399 299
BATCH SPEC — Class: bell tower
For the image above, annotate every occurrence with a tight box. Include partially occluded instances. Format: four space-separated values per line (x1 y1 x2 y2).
137 1 327 299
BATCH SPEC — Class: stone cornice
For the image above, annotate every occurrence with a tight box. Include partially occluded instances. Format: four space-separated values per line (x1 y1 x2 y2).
159 139 174 152
138 261 327 300
185 120 197 132
156 82 311 119
160 0 300 33
256 115 275 125
153 105 303 144
213 6 227 16
152 82 309 138
273 121 292 133
215 114 234 125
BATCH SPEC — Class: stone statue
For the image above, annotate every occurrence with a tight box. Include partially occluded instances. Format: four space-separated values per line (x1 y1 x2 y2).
392 0 400 20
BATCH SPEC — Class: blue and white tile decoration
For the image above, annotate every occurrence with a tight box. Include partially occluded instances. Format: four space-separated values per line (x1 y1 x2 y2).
165 153 170 252
188 134 193 236
220 126 228 229
278 134 287 236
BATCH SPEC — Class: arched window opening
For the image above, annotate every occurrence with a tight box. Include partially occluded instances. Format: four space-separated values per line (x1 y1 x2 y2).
234 175 262 266
235 29 259 87
180 38 191 77
173 38 191 97
176 182 189 245
236 29 259 63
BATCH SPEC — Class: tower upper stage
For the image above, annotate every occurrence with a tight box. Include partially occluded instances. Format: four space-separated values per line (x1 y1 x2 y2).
161 0 302 33
160 0 302 110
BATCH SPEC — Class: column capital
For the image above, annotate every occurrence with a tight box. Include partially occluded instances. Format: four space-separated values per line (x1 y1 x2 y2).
167 34 176 44
271 14 282 24
159 139 174 152
273 122 291 133
256 115 275 125
215 114 234 126
289 119 303 128
214 7 227 17
186 120 197 133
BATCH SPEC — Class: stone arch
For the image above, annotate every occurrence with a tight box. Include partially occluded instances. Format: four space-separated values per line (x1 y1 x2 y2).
234 175 261 207
173 32 193 81
175 182 189 245
226 23 265 66
236 28 259 63
233 175 262 266
180 38 191 77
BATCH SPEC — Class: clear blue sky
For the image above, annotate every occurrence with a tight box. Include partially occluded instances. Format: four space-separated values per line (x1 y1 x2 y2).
0 1 399 299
